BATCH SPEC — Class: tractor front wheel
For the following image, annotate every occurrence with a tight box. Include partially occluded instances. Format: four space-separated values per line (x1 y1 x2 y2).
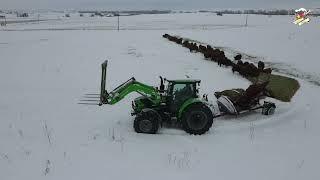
134 110 160 134
181 103 213 135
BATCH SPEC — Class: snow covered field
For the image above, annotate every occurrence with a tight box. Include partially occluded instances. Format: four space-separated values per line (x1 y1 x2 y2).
0 13 319 180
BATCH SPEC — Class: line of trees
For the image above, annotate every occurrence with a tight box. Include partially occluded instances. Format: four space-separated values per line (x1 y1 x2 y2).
215 9 320 16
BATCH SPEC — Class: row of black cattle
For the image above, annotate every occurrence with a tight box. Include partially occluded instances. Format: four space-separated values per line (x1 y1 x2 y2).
162 34 272 78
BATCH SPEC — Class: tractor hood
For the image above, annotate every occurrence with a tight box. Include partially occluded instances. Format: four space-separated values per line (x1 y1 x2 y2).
132 96 154 112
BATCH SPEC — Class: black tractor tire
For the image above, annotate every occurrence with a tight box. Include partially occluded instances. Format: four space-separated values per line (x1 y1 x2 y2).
262 102 276 115
134 109 160 134
181 103 214 135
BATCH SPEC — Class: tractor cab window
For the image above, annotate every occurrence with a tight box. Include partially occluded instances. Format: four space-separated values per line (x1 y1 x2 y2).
172 83 194 103
170 83 194 112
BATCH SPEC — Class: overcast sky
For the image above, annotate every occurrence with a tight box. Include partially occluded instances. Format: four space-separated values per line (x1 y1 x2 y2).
1 0 319 10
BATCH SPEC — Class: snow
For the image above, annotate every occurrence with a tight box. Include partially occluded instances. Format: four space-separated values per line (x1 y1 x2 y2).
0 12 319 180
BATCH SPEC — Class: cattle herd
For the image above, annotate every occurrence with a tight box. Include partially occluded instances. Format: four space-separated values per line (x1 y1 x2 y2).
162 34 272 78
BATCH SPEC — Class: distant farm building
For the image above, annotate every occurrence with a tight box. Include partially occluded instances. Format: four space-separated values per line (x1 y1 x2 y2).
17 13 29 17
0 15 6 26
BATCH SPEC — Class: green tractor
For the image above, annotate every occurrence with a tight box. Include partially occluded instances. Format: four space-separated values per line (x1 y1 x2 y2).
91 60 214 135
81 61 276 134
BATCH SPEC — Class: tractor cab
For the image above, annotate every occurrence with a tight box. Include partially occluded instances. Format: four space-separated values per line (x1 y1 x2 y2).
163 79 201 114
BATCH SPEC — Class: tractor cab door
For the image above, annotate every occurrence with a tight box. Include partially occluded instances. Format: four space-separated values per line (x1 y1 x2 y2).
167 83 196 115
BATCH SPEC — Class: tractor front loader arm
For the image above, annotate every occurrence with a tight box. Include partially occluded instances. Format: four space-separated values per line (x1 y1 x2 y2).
99 60 161 106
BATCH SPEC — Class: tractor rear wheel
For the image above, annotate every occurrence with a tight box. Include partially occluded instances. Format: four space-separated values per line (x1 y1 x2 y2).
134 109 160 134
181 103 213 135
262 102 276 115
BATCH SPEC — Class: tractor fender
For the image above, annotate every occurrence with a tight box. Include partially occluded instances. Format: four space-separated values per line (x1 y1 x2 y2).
178 98 213 119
